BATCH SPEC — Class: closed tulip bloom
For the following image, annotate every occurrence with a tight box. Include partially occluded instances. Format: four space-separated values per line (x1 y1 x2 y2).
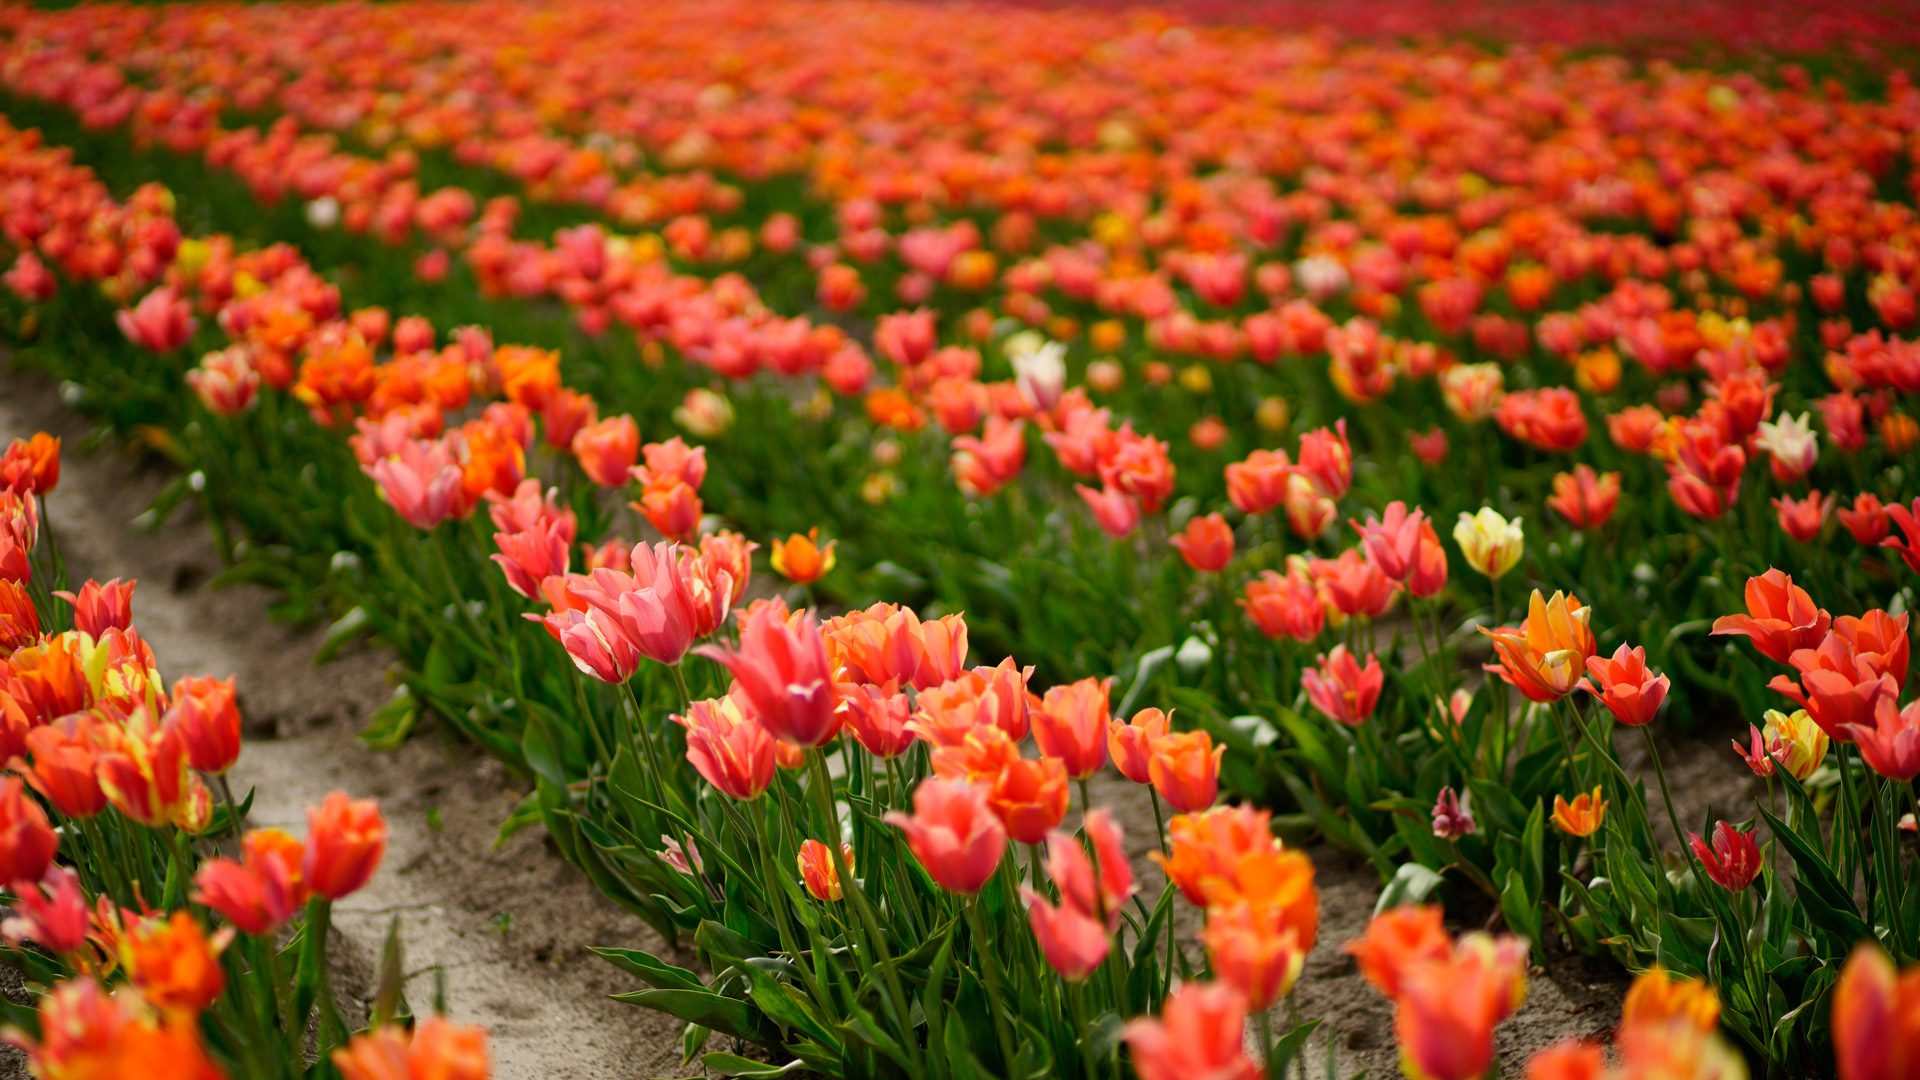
1407 519 1451 599
16 719 105 818
1755 411 1820 484
1839 493 1892 546
1204 903 1308 1009
0 579 38 654
1024 888 1110 980
1431 786 1476 840
1077 482 1141 538
987 757 1070 845
885 777 1006 895
1831 943 1920 1080
116 286 197 352
1301 645 1384 726
0 776 57 886
1844 696 1920 781
1148 729 1223 812
1225 448 1291 515
1031 676 1111 778
1546 466 1621 530
123 911 226 1013
1152 805 1278 906
491 518 572 600
1834 610 1910 688
1524 1041 1604 1080
1352 501 1427 582
0 433 59 496
1048 811 1136 929
1483 590 1596 703
304 791 387 900
797 839 852 901
192 827 308 937
54 578 135 638
570 414 639 488
1345 905 1452 999
1170 513 1235 572
165 674 242 775
1711 569 1831 665
770 528 837 584
1580 644 1669 726
1688 821 1761 891
1551 787 1607 837
839 681 916 759
698 604 839 747
674 695 776 800
1393 934 1530 1080
94 715 212 832
334 1018 490 1080
634 479 703 542
1454 508 1524 579
1109 707 1171 784
1122 981 1260 1080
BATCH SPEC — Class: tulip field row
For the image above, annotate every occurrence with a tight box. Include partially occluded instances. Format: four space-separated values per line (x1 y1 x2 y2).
2 1 1918 1077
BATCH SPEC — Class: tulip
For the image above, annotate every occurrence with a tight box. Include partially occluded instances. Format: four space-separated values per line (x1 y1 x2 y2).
1345 905 1452 999
2 866 89 956
1524 1042 1605 1080
673 695 776 800
1431 786 1476 840
1454 508 1524 579
1108 707 1171 784
699 605 839 747
1031 676 1111 778
16 978 225 1079
1483 590 1596 703
1844 696 1920 781
123 911 226 1013
634 479 702 541
1768 633 1900 741
15 719 105 818
1731 708 1829 780
1048 811 1135 929
1203 903 1308 1009
333 1018 490 1080
193 828 308 937
1711 569 1831 664
1077 482 1141 538
1580 644 1669 726
838 682 916 759
1225 448 1291 515
165 674 242 775
1839 493 1891 546
1392 933 1530 1080
52 578 134 637
1831 942 1919 1080
1241 570 1325 642
1122 981 1260 1080
986 757 1071 844
769 528 837 584
1774 490 1835 543
116 286 197 352
491 518 571 600
1147 729 1223 812
1546 465 1621 530
1301 645 1384 726
797 839 852 901
885 777 1007 895
1551 787 1607 837
1688 821 1761 891
304 791 387 900
1754 411 1820 483
1024 888 1110 980
1621 967 1721 1033
0 579 38 654
0 776 57 887
1352 501 1428 582
1170 513 1235 572
1407 519 1451 599
95 715 212 832
570 414 640 488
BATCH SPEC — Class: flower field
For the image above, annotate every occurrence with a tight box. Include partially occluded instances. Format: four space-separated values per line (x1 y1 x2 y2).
1 0 1918 1077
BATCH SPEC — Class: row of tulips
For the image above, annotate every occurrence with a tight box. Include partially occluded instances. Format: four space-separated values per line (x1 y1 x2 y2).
0 15 1918 1079
0 432 490 1078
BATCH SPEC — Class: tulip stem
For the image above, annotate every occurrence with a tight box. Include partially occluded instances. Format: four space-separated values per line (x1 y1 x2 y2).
963 897 1020 1072
215 773 246 841
1641 727 1690 866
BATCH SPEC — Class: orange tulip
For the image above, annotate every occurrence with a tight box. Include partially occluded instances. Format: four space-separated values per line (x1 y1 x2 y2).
1169 513 1235 572
1710 568 1830 665
1202 902 1308 1009
1122 981 1259 1080
0 775 57 886
13 978 227 1080
1153 805 1276 906
53 578 135 638
1147 728 1223 812
1524 1041 1604 1080
1621 967 1720 1033
1832 942 1920 1080
1482 590 1596 703
769 528 836 584
1031 676 1111 779
1107 707 1170 784
796 838 852 901
1393 932 1530 1080
986 756 1070 845
193 827 309 937
15 719 104 819
94 713 212 833
570 414 639 488
1345 904 1453 999
1552 787 1608 838
0 578 37 655
165 674 242 775
123 911 227 1013
333 1017 490 1080
303 791 387 900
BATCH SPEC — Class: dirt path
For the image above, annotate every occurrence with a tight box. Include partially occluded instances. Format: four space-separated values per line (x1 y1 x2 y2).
0 370 684 1079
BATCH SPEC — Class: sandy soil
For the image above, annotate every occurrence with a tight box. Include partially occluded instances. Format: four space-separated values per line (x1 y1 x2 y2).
6 361 1786 1077
0 371 683 1080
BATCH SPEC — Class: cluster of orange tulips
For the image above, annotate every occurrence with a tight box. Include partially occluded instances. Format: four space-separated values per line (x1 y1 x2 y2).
0 0 1918 1076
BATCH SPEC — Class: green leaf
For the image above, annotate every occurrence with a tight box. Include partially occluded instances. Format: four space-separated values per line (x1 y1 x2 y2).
358 685 418 750
700 1053 808 1078
590 947 706 993
611 989 768 1041
1375 863 1445 916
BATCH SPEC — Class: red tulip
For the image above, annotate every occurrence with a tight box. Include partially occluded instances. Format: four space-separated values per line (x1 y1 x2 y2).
1710 569 1831 665
885 777 1006 895
1580 644 1669 727
698 604 839 748
1687 821 1761 891
303 791 387 900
